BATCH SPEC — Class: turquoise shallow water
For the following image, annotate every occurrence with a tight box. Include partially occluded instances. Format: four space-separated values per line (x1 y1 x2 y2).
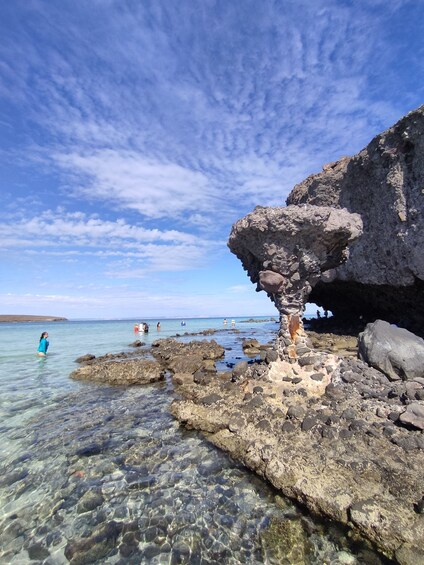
0 317 386 564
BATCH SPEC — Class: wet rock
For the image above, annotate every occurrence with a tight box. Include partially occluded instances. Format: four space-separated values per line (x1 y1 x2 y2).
119 543 137 557
70 359 165 386
77 490 104 514
27 542 50 560
127 475 156 489
75 354 96 364
0 468 29 486
242 338 261 351
260 516 312 564
64 521 121 565
128 340 144 347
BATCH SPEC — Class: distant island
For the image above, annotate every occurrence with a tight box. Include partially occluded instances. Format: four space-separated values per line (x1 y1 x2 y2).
0 315 68 323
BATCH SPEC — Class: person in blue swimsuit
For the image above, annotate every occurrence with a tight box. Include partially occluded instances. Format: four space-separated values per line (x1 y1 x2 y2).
37 331 49 356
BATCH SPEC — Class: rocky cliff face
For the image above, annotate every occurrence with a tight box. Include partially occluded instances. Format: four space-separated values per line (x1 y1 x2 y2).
287 104 424 334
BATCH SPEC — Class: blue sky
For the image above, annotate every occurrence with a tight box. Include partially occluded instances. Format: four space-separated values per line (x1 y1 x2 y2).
1 0 423 319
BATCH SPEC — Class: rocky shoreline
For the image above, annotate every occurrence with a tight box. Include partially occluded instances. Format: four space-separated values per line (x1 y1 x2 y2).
71 325 424 564
69 103 424 564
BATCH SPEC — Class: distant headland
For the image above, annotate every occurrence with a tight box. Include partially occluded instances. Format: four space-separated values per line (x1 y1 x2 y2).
0 315 68 323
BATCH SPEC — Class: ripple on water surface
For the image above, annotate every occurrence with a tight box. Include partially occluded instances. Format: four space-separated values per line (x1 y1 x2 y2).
0 319 391 564
0 382 392 565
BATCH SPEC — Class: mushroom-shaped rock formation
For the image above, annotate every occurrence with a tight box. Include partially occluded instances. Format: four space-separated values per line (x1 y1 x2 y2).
228 205 362 358
287 104 424 335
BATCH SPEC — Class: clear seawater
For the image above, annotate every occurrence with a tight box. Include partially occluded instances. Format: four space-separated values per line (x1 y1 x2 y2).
0 317 386 564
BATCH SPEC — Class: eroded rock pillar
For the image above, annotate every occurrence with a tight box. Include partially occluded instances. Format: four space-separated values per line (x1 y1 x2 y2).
228 205 363 361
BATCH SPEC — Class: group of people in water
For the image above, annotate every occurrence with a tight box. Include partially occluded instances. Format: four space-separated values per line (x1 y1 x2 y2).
37 318 237 357
133 321 162 333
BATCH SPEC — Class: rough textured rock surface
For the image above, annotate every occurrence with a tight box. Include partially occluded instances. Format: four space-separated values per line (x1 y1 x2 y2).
70 338 226 387
69 332 424 563
358 320 424 381
70 359 165 386
228 205 362 360
169 341 424 563
287 104 424 334
228 205 362 316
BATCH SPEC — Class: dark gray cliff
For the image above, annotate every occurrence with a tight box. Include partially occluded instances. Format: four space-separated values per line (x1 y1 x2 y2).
287 104 424 333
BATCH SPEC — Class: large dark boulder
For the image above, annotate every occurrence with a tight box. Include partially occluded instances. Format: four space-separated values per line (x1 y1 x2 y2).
287 104 424 334
358 320 424 381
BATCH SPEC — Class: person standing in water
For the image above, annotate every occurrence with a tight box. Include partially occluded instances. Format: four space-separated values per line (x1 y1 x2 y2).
37 332 49 356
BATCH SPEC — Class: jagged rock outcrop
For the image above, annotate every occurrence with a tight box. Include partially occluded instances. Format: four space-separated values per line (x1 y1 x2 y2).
287 104 424 334
70 338 226 386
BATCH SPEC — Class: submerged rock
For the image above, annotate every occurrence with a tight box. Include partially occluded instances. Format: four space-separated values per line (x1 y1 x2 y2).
260 516 312 564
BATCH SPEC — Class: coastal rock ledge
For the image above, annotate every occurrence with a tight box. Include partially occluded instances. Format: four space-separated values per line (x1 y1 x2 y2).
170 345 424 564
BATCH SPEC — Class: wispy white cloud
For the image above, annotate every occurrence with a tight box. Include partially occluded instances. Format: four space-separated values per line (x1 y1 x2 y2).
0 210 200 246
0 210 220 275
53 151 222 221
0 0 422 317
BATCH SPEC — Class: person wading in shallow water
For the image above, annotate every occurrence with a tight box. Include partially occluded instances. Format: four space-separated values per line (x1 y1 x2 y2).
37 331 49 357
